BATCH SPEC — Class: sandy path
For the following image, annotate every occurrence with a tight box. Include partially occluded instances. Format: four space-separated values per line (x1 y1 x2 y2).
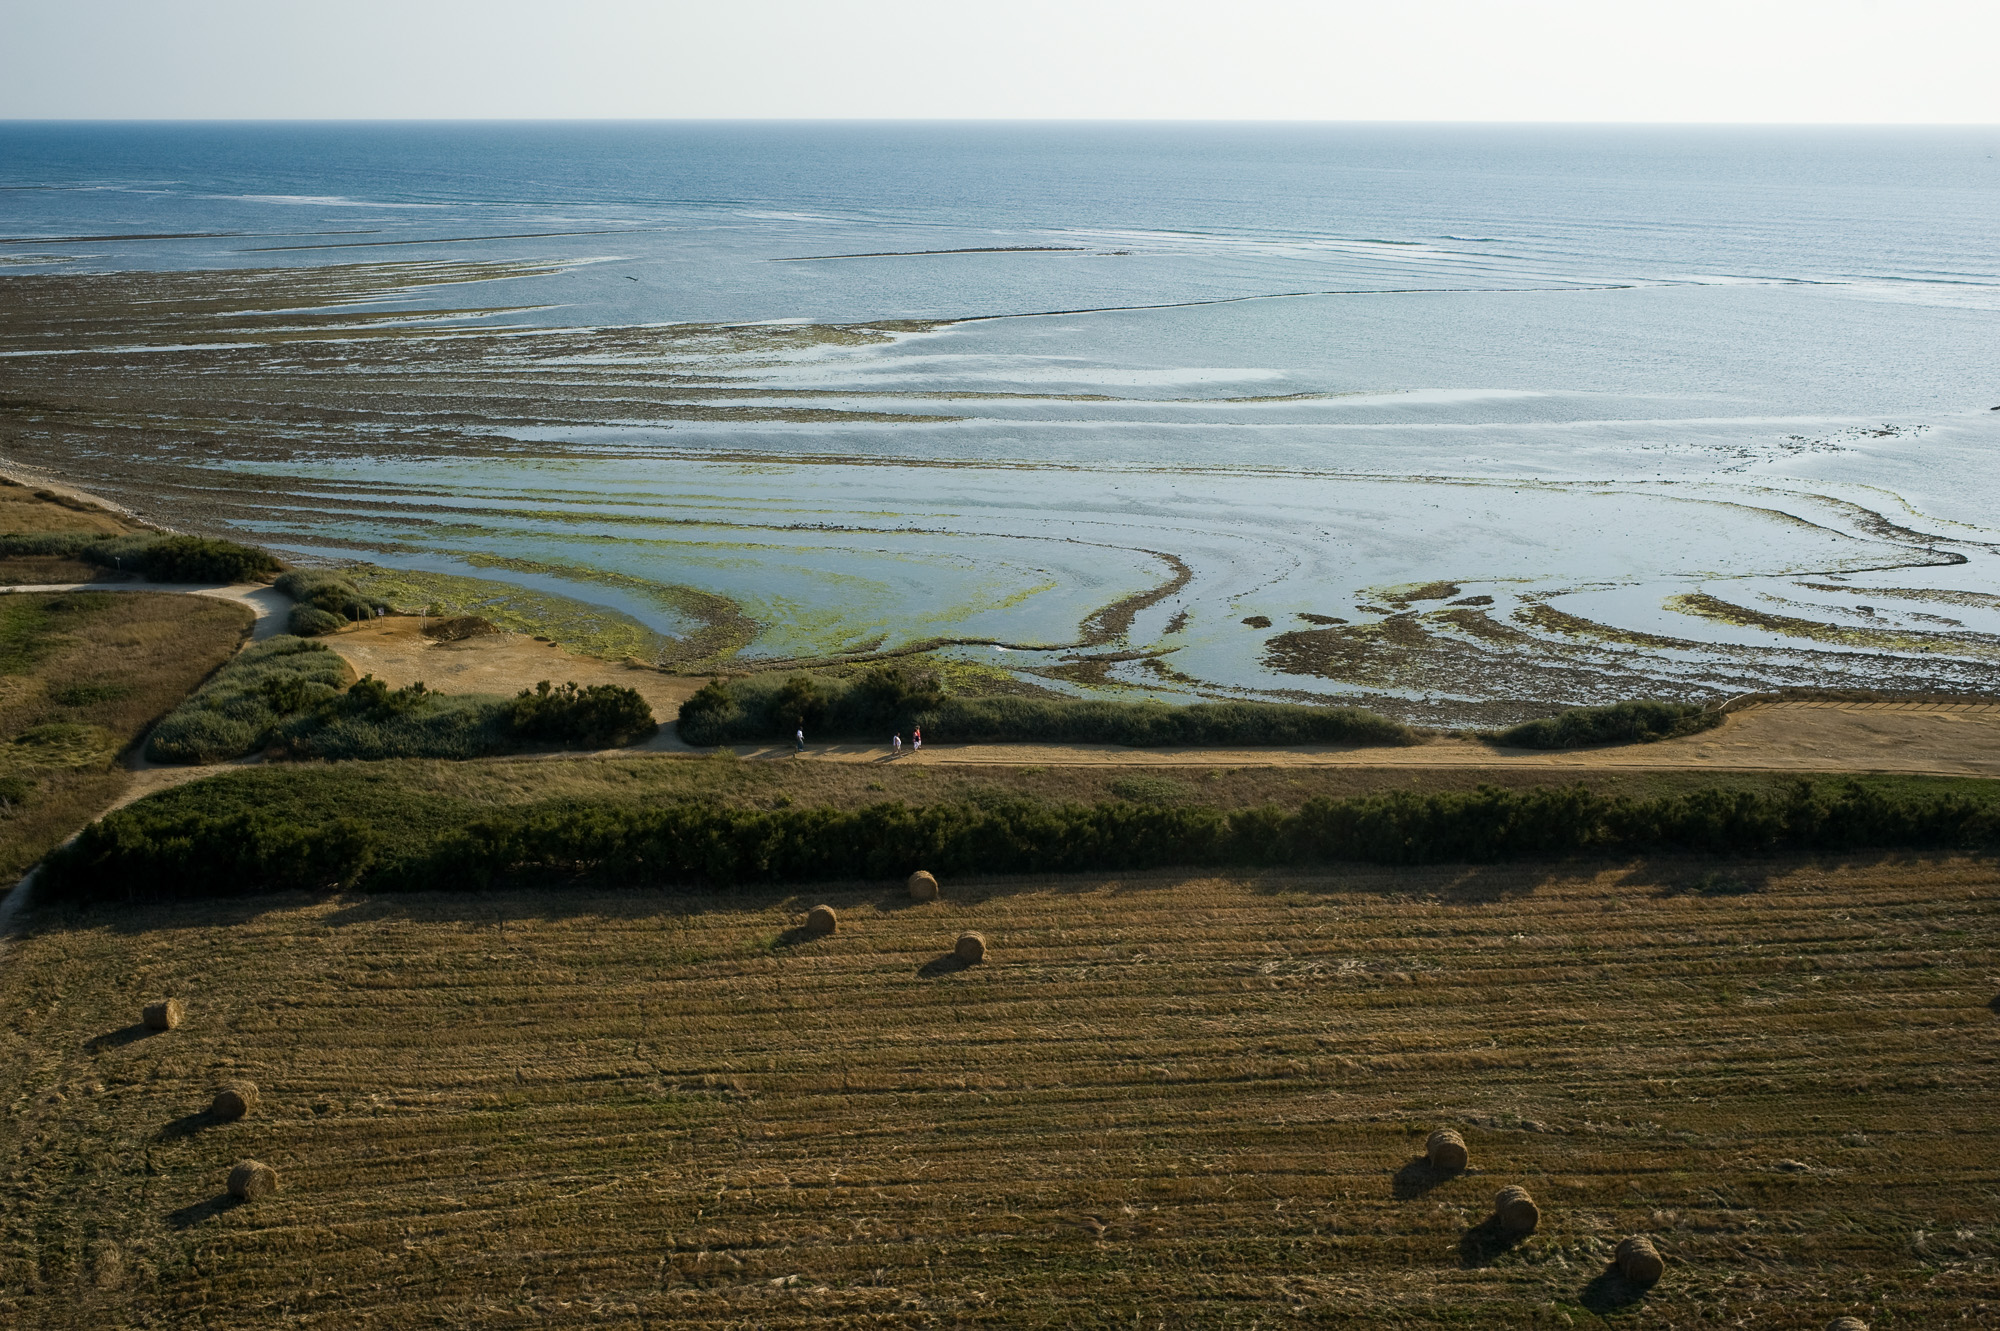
0 580 290 638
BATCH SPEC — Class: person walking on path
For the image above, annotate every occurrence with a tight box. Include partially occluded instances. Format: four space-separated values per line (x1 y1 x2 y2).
796 727 805 755
913 725 922 752
892 733 902 757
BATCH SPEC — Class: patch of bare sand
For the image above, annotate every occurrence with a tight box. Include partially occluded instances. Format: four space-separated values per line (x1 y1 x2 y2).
323 616 702 750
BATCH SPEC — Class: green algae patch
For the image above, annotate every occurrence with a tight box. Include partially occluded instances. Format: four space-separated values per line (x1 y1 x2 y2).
451 554 758 670
1377 580 1463 607
347 566 672 663
1514 600 1697 651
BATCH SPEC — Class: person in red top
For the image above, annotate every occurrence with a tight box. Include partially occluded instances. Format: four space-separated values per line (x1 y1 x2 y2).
913 725 922 752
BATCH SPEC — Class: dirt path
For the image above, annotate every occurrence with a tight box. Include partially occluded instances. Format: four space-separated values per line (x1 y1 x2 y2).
0 580 290 638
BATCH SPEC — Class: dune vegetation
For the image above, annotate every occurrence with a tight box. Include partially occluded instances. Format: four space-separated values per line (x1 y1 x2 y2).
678 666 1418 748
1491 700 1722 750
146 637 657 765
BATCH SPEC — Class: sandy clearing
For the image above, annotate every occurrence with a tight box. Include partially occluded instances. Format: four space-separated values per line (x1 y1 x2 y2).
322 616 702 751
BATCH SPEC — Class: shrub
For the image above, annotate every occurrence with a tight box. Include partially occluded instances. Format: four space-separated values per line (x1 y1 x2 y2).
147 635 349 762
44 777 1998 903
0 532 279 583
288 604 347 636
276 569 388 635
678 670 1417 748
507 680 657 747
37 807 376 900
1492 701 1720 750
130 535 280 584
302 690 513 761
149 639 654 765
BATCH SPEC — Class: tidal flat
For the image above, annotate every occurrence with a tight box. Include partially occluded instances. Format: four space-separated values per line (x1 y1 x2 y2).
6 259 1999 725
12 81 2000 738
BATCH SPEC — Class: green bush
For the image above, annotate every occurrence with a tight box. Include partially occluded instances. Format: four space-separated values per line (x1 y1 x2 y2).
679 667 1417 748
276 569 389 635
507 680 657 747
1491 701 1721 750
130 535 280 583
41 778 1999 901
288 604 347 636
302 684 513 761
146 635 349 762
149 637 653 765
38 810 376 901
0 532 278 583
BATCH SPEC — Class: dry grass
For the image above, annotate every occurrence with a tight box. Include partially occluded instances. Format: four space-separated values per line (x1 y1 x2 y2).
0 588 252 882
0 475 133 538
0 855 1993 1326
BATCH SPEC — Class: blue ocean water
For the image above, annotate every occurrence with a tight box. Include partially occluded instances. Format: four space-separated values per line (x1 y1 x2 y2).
5 122 1999 710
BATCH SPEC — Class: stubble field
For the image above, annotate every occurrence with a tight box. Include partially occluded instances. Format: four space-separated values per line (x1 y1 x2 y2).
1 855 1993 1327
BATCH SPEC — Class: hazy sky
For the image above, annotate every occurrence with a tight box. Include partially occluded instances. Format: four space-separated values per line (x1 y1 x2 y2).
5 0 1997 122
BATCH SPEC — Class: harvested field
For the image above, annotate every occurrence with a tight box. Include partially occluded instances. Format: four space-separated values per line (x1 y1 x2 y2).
0 855 1993 1326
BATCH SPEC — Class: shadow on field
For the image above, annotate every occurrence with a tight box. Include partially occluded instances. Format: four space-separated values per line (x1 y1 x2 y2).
1579 1264 1655 1313
1392 1156 1463 1200
1458 1215 1530 1267
770 925 822 949
156 1109 226 1142
84 1023 162 1053
27 850 1974 938
1648 866 1777 898
916 952 973 978
167 1193 244 1229
24 891 304 940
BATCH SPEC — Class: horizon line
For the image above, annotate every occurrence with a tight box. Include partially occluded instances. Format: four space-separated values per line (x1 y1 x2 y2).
4 116 1999 128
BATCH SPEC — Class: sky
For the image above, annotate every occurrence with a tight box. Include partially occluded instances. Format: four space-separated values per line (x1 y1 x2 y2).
4 0 1997 123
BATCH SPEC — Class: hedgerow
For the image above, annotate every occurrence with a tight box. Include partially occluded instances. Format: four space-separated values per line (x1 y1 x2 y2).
1492 700 1720 749
0 532 279 583
37 778 2000 902
679 667 1417 748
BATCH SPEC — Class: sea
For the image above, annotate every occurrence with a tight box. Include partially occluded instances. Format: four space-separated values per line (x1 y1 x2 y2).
4 122 1999 716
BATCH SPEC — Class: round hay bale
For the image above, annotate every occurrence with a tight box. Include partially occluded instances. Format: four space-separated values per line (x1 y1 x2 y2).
141 998 183 1031
806 904 838 936
1425 1128 1468 1172
1493 1184 1539 1233
954 931 987 963
906 870 940 901
226 1159 278 1201
1615 1235 1664 1284
210 1080 259 1121
1826 1319 1869 1331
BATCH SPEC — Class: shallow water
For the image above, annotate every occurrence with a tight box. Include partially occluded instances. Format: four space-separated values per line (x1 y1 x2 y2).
4 122 1998 719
